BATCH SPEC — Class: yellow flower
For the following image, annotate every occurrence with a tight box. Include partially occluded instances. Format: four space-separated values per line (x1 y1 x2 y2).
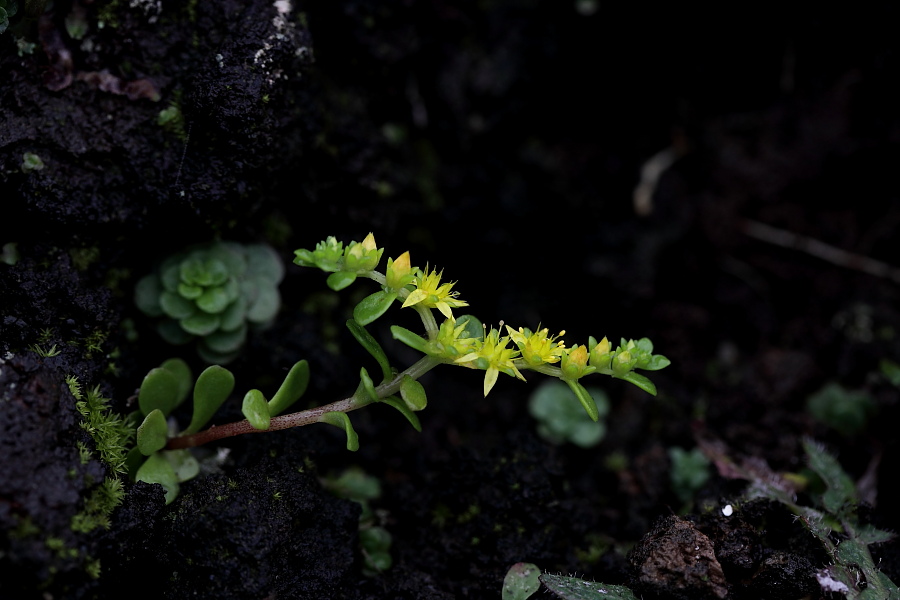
402 266 468 319
343 233 383 272
456 326 524 396
385 251 416 290
560 344 596 380
426 317 480 360
506 325 566 366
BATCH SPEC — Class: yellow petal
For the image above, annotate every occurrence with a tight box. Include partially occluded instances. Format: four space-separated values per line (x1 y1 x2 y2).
402 289 428 308
483 367 499 396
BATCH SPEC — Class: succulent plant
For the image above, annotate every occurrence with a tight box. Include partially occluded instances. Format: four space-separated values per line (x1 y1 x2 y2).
135 241 284 363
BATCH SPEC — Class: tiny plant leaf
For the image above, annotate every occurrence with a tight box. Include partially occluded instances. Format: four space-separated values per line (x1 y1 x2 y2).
159 358 193 407
379 396 422 432
564 379 599 422
358 367 380 403
267 360 310 417
400 375 427 411
242 389 271 430
539 573 638 600
137 409 169 455
347 320 393 382
326 271 357 291
353 290 398 325
502 563 541 600
183 365 236 435
165 449 200 482
390 325 428 353
319 411 359 451
621 371 657 396
135 452 180 504
139 367 180 417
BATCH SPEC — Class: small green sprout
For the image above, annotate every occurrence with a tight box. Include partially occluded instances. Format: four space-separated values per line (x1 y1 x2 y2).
135 241 285 363
528 379 609 448
21 151 44 172
668 446 711 507
805 382 875 437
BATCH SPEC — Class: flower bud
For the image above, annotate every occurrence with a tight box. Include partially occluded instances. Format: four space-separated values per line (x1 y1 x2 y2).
589 336 612 371
612 349 636 378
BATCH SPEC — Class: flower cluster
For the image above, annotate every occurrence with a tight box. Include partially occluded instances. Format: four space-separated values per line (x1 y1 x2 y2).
293 233 670 419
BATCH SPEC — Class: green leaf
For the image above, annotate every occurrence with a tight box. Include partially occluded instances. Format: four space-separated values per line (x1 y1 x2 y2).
400 375 427 411
135 452 180 504
182 365 235 435
196 285 231 314
165 449 200 482
244 243 285 284
242 389 271 430
390 325 428 353
137 409 169 455
379 396 422 432
621 371 658 395
180 312 221 336
319 411 359 451
139 367 179 417
246 286 280 324
124 446 145 482
539 572 638 600
159 358 192 408
347 320 393 382
353 290 398 325
267 360 310 417
803 438 857 514
644 355 671 371
157 319 194 345
358 367 379 403
159 290 196 320
564 379 599 422
455 314 484 340
134 274 163 316
177 283 203 299
327 271 357 291
219 297 247 331
502 563 541 600
203 323 247 353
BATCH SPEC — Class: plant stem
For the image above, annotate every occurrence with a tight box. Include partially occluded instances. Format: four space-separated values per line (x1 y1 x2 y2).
166 356 442 450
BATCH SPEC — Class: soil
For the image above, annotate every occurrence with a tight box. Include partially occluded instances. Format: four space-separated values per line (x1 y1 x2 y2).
3 2 900 599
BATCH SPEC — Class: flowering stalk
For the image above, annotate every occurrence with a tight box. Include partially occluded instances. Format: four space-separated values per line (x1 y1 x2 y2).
134 233 671 501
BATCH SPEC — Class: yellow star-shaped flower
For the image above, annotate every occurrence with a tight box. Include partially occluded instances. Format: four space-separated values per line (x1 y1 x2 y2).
401 266 468 319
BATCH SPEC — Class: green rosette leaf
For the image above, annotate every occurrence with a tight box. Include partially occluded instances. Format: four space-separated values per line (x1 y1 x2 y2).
139 367 179 417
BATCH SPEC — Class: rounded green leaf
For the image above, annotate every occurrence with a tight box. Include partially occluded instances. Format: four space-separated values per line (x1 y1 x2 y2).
157 319 194 345
135 452 180 504
159 358 193 408
245 243 285 284
160 261 183 292
159 290 196 320
134 274 163 316
267 360 310 417
502 563 541 600
139 367 179 416
246 286 280 324
326 271 357 291
242 389 271 430
219 297 247 331
179 256 205 285
182 365 235 435
180 312 221 336
209 242 247 277
400 375 427 411
197 344 241 365
177 283 203 300
137 409 169 455
196 285 231 314
353 290 398 325
203 323 247 353
165 449 200 482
